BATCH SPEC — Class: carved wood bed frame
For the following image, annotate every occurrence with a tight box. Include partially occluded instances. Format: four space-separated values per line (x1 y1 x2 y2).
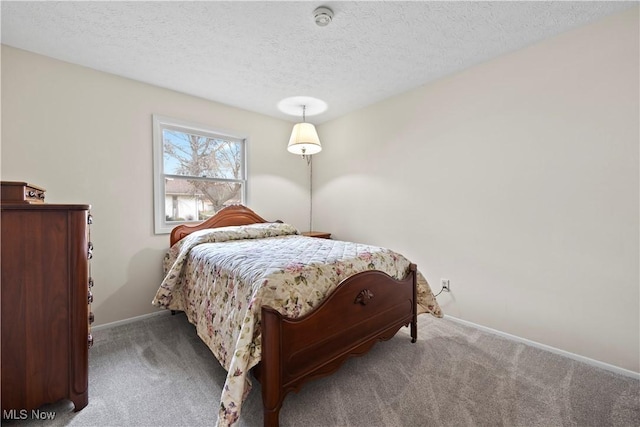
169 205 418 427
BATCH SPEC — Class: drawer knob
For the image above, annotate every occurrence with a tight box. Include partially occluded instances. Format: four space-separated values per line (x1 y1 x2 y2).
88 291 93 304
87 214 93 225
88 334 94 348
87 242 93 259
89 312 95 324
88 277 94 288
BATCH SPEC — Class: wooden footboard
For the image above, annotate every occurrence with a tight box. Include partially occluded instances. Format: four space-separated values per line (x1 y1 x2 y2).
255 263 418 427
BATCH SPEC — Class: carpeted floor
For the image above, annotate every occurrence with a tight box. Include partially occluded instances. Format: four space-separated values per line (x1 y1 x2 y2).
4 312 639 426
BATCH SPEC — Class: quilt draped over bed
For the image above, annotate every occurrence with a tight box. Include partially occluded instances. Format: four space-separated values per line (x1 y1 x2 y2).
152 222 442 426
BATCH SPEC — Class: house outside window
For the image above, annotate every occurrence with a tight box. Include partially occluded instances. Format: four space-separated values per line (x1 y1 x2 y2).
153 115 246 234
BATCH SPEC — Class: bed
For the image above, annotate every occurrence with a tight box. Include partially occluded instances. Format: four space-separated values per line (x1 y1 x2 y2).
152 205 442 427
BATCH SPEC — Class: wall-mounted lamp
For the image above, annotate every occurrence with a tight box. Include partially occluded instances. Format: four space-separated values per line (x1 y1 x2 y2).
287 105 322 164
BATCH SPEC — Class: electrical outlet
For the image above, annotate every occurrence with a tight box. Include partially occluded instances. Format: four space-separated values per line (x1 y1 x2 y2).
440 278 450 292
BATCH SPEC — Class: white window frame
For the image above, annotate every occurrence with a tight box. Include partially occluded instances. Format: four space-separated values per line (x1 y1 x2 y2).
152 114 247 235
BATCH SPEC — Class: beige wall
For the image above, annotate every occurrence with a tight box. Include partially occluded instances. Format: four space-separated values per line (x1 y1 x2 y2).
0 45 309 325
315 8 639 372
2 7 638 373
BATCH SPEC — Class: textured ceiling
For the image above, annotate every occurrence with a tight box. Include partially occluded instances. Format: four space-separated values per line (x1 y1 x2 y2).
1 1 635 124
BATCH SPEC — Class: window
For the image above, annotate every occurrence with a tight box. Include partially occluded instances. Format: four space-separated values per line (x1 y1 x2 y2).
153 115 246 234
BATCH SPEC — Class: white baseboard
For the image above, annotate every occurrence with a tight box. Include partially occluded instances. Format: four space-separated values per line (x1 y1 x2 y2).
92 310 172 332
444 315 639 380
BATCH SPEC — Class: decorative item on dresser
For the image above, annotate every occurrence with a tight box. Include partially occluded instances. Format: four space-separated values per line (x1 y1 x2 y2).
0 182 93 415
1 181 46 204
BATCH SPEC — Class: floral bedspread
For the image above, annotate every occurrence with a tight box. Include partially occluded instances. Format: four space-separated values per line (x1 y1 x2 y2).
152 222 442 426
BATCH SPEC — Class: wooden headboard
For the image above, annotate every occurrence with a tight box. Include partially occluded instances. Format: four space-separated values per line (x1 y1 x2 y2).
169 204 269 246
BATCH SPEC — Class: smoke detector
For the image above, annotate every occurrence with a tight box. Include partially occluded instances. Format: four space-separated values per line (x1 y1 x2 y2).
313 6 333 27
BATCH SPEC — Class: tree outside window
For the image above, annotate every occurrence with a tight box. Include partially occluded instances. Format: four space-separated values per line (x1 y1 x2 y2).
153 115 246 234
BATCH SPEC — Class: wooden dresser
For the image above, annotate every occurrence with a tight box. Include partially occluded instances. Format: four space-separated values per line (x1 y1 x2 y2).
1 182 93 414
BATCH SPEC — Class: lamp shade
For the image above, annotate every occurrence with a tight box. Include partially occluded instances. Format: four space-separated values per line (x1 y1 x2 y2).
287 122 322 155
